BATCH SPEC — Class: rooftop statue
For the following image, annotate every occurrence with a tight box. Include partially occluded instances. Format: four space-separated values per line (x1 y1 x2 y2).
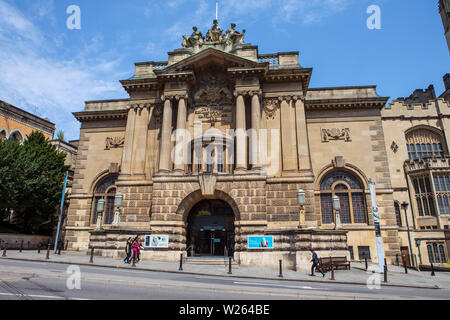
182 26 205 48
225 23 245 46
206 19 224 43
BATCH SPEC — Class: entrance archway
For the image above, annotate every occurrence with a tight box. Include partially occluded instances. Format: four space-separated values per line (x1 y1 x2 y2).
186 199 235 257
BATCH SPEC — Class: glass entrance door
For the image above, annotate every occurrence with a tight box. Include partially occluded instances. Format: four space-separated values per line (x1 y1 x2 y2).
186 199 235 257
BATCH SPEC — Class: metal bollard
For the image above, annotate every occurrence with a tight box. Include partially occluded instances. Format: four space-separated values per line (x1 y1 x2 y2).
46 244 50 260
19 240 23 253
365 257 368 271
403 259 408 274
228 257 232 275
431 263 435 276
278 260 283 278
384 258 388 272
132 252 136 267
38 243 41 254
65 240 69 251
27 241 30 250
331 263 335 281
89 247 94 263
395 254 399 266
2 244 7 257
384 264 388 283
179 253 183 271
57 244 61 255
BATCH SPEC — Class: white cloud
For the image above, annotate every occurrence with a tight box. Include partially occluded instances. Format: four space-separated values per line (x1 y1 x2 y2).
0 0 127 140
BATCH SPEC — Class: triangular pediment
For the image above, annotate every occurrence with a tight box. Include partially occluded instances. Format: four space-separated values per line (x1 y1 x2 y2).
155 48 263 75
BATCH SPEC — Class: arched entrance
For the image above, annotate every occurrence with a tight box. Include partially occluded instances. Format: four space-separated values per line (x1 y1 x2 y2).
186 199 235 257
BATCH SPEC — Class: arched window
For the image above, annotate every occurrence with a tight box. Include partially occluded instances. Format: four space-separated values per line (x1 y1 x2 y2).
91 174 118 225
8 131 23 143
427 245 434 263
406 128 446 160
320 170 367 224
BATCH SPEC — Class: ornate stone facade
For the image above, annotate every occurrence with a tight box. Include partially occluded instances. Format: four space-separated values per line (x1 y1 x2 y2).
65 21 450 271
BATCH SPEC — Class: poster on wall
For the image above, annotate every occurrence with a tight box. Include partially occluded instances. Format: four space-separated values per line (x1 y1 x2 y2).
247 236 274 249
144 235 169 248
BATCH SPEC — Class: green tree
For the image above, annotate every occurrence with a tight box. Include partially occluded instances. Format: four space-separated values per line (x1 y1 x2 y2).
56 129 65 141
0 131 69 234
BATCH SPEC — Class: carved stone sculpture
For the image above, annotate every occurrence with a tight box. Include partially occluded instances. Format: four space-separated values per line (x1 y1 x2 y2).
182 26 205 48
225 23 246 46
206 19 224 42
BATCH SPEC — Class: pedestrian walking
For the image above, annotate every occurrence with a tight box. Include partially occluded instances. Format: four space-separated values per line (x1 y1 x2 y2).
123 237 132 264
135 236 143 262
310 249 326 277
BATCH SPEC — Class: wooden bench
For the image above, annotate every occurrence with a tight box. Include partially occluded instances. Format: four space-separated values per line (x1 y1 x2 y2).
318 256 351 271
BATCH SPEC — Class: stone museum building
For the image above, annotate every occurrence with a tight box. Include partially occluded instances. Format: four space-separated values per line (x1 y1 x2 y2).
66 20 450 270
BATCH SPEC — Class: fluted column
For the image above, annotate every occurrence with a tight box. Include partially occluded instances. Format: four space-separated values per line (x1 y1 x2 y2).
250 91 262 170
174 95 187 174
158 97 173 173
235 92 247 172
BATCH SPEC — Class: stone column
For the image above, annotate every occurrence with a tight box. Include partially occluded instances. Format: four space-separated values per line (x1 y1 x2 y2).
294 97 312 173
174 95 187 174
131 105 150 176
250 91 262 170
280 96 298 173
235 92 247 172
121 107 137 175
158 97 173 173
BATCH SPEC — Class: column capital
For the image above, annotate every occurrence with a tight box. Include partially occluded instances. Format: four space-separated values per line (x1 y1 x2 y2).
162 93 189 101
130 103 151 110
234 89 262 97
278 95 304 102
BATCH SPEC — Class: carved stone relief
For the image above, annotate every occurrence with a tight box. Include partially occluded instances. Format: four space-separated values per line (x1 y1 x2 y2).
321 128 351 142
263 99 279 120
105 136 125 150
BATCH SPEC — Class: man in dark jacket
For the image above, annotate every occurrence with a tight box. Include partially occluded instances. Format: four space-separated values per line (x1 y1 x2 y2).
310 249 326 277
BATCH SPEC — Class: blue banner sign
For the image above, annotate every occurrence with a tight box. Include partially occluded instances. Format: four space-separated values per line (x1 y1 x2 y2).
247 236 274 249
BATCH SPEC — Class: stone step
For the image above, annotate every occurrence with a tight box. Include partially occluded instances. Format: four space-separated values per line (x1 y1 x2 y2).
185 257 239 266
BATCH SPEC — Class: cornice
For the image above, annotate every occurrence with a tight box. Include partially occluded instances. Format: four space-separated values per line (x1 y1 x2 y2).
119 78 162 94
73 110 128 122
305 97 389 110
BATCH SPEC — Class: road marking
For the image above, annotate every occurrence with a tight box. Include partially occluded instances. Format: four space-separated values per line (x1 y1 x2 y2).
233 281 315 290
0 292 91 300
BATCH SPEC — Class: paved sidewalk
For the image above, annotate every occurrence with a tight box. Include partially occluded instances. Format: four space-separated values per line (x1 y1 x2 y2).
1 250 449 290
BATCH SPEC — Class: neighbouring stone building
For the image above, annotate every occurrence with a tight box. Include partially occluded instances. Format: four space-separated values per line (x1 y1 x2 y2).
440 0 450 51
0 100 55 142
65 21 449 271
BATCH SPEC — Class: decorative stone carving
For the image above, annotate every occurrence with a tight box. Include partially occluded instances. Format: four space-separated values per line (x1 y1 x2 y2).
263 99 279 120
194 105 231 127
321 128 351 142
224 23 246 46
105 137 125 150
182 26 205 48
206 19 224 43
391 141 399 153
199 173 216 196
194 76 233 105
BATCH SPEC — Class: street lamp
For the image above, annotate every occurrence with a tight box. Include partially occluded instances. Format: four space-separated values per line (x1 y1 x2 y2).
297 189 306 229
112 191 123 226
332 195 341 230
96 198 105 230
401 201 414 267
415 239 423 265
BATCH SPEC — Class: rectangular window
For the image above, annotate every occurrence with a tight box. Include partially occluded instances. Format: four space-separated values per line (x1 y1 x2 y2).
413 179 420 194
428 196 436 216
352 193 367 223
444 195 450 215
445 176 450 192
438 144 444 158
440 176 446 192
416 144 422 159
425 177 432 193
419 178 426 194
427 144 433 157
358 246 371 261
433 143 439 157
434 176 441 192
416 198 424 216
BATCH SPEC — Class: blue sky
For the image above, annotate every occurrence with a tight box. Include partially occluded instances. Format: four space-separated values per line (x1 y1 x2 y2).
0 0 448 140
